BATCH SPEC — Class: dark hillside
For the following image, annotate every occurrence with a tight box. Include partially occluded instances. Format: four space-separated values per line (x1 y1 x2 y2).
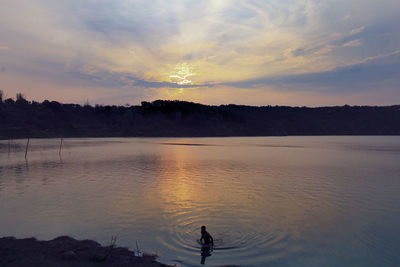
1 96 399 139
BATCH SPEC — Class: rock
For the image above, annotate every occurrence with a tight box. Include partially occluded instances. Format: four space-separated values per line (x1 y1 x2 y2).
90 252 106 262
61 250 77 260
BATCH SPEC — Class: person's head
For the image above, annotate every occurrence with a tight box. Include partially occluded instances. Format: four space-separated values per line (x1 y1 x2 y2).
201 226 206 232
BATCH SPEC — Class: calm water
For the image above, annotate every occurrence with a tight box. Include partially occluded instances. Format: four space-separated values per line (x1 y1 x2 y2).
0 137 400 266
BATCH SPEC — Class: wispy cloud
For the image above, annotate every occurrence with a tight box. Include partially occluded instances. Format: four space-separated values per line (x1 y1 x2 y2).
342 39 363 47
223 50 400 93
350 26 366 35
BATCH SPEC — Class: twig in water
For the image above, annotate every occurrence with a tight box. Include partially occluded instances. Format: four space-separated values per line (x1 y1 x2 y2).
25 138 30 159
59 137 63 156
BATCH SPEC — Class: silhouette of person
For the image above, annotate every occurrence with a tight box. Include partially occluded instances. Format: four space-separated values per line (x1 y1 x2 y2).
199 226 213 264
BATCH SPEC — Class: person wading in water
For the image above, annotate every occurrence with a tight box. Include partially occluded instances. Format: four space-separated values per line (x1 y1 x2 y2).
199 226 214 264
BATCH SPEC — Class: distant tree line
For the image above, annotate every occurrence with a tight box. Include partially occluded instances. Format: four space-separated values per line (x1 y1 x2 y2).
1 91 400 139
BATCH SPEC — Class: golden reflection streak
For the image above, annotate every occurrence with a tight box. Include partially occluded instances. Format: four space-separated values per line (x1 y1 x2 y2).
157 146 197 205
152 145 256 214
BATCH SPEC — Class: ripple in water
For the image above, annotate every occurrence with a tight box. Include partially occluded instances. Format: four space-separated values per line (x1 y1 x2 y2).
158 207 292 266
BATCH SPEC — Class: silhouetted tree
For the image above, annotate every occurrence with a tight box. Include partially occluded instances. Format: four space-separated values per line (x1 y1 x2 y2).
16 93 24 101
0 97 399 139
16 93 28 105
4 98 14 105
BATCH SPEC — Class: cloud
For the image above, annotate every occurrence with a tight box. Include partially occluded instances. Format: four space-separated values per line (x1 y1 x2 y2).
342 39 363 47
350 26 366 35
0 0 399 106
224 50 400 94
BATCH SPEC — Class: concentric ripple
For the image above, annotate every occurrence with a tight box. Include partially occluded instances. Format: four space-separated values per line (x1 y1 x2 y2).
158 206 293 266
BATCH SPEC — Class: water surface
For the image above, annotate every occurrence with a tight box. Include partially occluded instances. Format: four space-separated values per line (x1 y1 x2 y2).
1 137 400 266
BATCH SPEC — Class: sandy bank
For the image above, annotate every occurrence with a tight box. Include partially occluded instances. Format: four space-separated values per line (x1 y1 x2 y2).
0 236 172 267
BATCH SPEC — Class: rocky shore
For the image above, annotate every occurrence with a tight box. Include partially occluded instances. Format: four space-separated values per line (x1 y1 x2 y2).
0 236 172 267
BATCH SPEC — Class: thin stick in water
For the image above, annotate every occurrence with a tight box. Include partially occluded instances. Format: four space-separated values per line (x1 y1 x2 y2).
25 138 30 159
59 137 63 156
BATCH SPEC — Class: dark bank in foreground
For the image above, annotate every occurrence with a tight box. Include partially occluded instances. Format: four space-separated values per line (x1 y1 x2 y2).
1 95 400 139
0 236 172 267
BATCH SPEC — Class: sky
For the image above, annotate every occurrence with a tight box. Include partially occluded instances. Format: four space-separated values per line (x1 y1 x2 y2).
0 0 399 106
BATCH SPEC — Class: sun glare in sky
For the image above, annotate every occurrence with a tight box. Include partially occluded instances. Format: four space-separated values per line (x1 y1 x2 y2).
169 63 195 85
0 1 399 106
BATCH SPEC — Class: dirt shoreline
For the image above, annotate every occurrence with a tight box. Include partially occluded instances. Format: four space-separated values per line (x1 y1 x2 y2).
0 236 173 267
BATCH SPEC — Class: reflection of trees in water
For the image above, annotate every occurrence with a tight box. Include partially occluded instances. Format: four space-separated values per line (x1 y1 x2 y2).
0 159 66 187
0 161 31 189
0 140 23 153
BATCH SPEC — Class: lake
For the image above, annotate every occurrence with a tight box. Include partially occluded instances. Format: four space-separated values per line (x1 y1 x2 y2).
1 136 400 266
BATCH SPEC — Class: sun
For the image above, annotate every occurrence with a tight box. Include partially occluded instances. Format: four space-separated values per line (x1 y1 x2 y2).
169 63 195 85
